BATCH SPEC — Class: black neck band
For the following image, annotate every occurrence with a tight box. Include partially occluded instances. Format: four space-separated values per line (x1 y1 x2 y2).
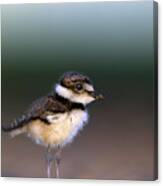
55 93 85 111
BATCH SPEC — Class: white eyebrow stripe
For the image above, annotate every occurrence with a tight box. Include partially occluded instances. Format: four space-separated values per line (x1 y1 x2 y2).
84 83 94 92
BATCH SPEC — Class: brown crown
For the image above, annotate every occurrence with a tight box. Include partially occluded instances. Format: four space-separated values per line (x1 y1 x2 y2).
60 71 91 87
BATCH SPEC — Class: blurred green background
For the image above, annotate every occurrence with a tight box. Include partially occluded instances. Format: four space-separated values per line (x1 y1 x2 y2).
1 1 157 180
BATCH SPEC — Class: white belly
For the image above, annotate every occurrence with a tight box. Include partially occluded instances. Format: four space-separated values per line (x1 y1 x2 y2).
59 109 88 146
27 109 88 147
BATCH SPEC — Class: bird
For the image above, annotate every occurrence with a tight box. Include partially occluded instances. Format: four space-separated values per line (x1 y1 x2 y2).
2 71 103 178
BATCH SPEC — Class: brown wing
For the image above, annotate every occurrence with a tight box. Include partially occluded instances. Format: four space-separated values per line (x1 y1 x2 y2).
25 94 66 119
2 94 66 132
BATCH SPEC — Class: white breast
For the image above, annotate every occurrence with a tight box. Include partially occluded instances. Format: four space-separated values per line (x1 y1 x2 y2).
46 110 89 147
63 109 88 146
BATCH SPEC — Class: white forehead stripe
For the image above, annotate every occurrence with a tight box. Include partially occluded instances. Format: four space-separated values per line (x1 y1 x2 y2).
84 83 94 92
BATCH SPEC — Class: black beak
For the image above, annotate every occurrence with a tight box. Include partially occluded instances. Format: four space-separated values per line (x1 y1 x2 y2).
90 92 104 100
95 94 104 100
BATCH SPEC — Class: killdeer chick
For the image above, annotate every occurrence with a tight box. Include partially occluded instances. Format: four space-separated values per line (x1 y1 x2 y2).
2 71 103 178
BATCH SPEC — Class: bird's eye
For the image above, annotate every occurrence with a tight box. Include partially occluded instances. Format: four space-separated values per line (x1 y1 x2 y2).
75 83 83 91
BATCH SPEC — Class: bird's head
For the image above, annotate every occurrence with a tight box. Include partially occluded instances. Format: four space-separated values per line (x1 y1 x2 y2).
55 71 103 105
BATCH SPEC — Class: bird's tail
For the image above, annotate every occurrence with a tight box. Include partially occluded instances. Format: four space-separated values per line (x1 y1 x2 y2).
2 115 28 137
2 125 12 132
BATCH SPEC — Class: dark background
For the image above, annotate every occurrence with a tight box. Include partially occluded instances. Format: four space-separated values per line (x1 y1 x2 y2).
1 1 157 180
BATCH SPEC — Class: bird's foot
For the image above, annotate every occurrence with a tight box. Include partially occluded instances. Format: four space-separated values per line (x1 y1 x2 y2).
45 152 55 162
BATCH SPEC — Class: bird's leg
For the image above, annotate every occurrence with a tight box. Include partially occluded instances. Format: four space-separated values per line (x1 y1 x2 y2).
54 145 62 178
45 145 53 178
